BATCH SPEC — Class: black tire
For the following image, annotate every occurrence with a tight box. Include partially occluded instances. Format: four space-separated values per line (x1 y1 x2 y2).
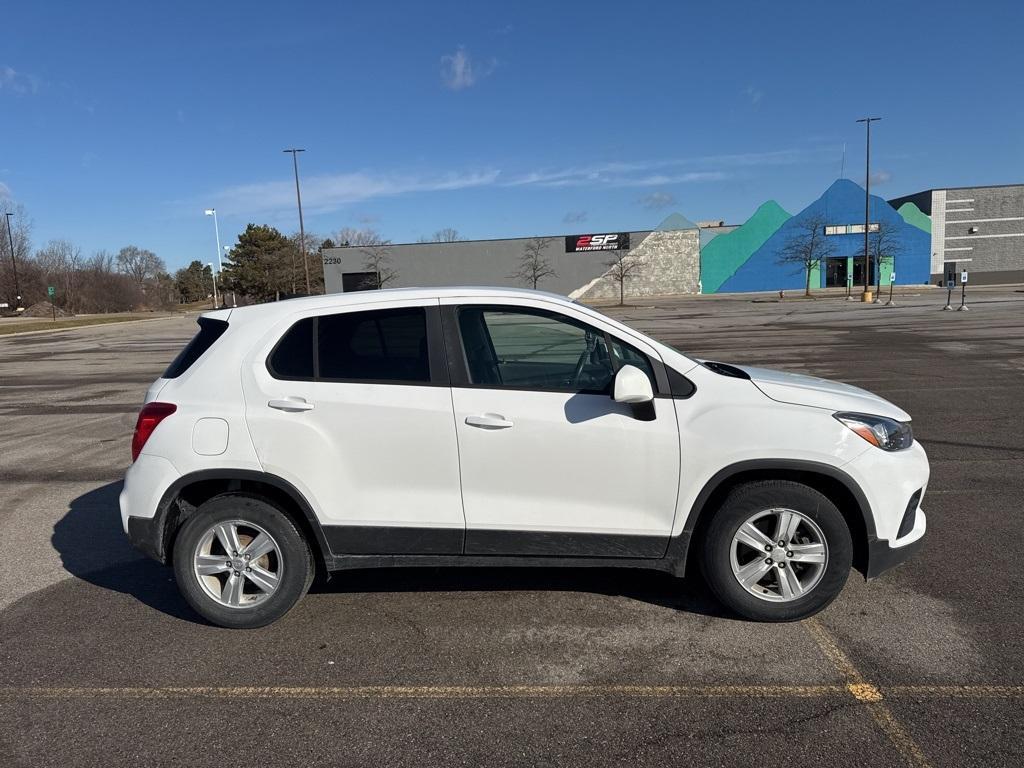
172 493 314 629
700 480 852 622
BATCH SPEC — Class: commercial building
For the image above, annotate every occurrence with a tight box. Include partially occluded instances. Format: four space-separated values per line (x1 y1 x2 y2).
322 180 1022 299
888 184 1024 285
323 217 705 301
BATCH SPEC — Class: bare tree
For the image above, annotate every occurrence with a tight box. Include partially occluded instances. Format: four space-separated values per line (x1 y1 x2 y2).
509 237 557 290
869 220 904 297
35 239 83 311
361 244 399 289
418 227 464 243
776 213 836 297
116 245 165 285
603 248 645 305
335 227 386 247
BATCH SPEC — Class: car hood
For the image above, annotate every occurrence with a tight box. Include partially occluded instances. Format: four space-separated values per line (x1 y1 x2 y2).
735 364 911 421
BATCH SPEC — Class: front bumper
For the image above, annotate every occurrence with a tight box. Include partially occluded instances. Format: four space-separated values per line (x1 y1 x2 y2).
866 509 927 579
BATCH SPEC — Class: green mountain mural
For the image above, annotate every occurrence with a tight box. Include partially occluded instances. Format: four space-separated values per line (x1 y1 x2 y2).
896 202 932 234
700 200 790 293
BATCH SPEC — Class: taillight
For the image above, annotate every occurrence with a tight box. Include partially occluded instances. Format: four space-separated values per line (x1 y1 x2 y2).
131 402 177 462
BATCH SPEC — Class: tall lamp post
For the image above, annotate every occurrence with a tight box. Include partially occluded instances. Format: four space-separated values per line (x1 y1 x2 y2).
856 117 881 302
5 212 22 311
203 209 223 307
283 148 310 295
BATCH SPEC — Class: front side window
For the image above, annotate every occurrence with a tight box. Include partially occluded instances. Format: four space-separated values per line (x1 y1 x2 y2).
458 307 655 393
268 307 430 384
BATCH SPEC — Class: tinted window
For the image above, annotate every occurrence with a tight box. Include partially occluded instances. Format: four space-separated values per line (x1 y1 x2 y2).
318 307 429 382
608 337 656 386
459 308 617 392
268 317 315 379
163 318 228 378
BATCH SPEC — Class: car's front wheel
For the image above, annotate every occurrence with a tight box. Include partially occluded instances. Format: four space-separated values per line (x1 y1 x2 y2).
172 494 314 629
700 480 852 622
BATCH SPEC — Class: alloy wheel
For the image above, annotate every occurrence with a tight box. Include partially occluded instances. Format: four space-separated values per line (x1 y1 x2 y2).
729 507 828 602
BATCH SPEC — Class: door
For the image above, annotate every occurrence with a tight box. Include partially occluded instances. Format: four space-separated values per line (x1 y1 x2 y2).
243 300 465 554
443 300 681 558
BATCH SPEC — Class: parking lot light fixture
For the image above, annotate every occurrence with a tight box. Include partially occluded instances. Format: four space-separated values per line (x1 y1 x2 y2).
204 209 223 274
5 212 21 312
856 117 881 302
283 149 310 295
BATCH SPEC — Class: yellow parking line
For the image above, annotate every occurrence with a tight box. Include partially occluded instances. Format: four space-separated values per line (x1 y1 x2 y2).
0 682 1018 702
804 618 932 768
0 684 845 700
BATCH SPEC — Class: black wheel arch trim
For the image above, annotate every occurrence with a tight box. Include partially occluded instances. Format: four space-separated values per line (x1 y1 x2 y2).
673 459 878 576
140 469 334 569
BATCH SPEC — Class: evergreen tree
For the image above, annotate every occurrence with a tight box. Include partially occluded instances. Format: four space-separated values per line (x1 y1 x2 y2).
220 224 296 302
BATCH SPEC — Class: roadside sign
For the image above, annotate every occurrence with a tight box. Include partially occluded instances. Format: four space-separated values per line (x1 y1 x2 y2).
47 286 55 297
890 272 896 283
960 271 969 283
0 302 8 308
946 280 955 290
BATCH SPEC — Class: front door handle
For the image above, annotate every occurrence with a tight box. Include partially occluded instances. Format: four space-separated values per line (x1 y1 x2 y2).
465 413 513 430
268 397 315 412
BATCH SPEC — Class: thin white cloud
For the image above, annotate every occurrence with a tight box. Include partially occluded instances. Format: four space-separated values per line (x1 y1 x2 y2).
639 191 676 210
868 170 892 186
440 47 494 90
202 147 824 219
743 85 763 106
211 169 501 217
0 66 40 95
563 210 588 224
0 181 11 199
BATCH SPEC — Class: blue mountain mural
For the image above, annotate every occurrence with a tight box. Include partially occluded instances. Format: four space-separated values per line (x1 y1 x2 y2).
720 179 931 292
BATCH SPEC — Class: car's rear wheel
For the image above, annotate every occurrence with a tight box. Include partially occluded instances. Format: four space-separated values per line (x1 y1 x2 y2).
700 480 852 622
172 494 314 629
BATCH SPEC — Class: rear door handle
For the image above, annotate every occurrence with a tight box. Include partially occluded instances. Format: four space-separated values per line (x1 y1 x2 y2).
465 413 513 429
268 397 315 412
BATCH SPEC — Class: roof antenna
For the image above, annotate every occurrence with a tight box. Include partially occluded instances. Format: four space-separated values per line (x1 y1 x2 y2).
840 142 847 180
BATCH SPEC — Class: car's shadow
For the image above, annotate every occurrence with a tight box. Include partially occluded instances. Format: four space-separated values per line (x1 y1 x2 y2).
54 481 728 624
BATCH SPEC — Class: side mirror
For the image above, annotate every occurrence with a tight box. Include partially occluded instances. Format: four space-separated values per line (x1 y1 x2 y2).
613 364 654 404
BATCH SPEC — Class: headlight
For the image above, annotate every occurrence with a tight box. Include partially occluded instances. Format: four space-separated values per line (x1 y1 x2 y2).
834 412 913 451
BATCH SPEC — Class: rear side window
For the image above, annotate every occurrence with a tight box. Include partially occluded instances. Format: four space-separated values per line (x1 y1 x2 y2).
319 307 428 382
163 318 228 378
267 307 430 384
268 317 315 379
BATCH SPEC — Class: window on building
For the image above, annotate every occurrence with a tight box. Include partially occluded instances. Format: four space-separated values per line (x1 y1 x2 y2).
825 223 879 236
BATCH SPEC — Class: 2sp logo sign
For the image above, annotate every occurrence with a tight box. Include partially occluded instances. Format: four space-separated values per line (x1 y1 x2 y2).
565 233 630 252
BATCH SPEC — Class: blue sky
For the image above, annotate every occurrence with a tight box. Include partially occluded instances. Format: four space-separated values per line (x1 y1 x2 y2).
3 0 1022 270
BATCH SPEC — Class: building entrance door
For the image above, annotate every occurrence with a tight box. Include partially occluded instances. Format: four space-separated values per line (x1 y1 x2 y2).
824 258 848 288
852 257 875 289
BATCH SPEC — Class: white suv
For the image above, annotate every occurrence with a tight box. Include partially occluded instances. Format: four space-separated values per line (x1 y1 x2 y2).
121 287 928 628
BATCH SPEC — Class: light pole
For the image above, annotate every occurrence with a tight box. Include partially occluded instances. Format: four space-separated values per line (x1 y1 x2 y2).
283 148 310 294
208 262 219 310
856 117 881 302
204 208 223 308
5 212 22 311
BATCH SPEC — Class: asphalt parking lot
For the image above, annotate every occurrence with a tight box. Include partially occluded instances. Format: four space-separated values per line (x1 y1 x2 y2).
1 287 1022 767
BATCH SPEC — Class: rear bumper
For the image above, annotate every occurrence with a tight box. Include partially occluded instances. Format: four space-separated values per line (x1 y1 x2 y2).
127 514 165 563
866 509 927 579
